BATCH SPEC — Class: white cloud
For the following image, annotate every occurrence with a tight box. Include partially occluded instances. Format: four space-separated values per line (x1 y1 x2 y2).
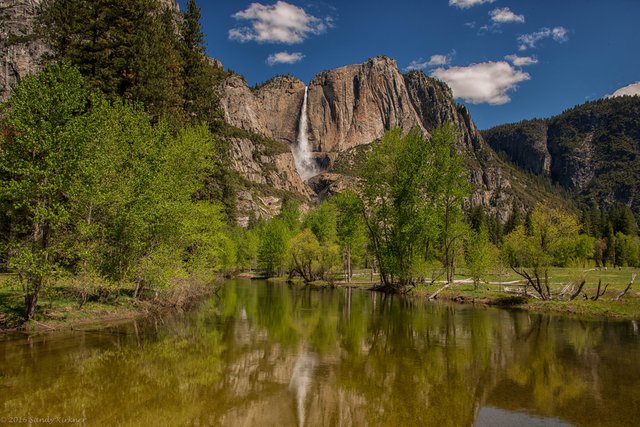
518 26 569 50
505 54 538 66
266 51 305 65
490 7 525 24
607 82 640 98
229 1 331 44
431 61 530 105
449 0 496 9
552 27 568 42
405 52 454 71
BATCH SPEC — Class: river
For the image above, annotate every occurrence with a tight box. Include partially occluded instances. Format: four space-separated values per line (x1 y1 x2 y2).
1 279 639 426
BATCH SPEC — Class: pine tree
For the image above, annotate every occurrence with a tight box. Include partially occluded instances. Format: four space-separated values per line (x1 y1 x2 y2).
180 0 220 124
37 0 185 120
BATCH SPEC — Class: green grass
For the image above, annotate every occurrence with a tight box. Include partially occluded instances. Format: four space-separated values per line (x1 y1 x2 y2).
0 274 140 331
333 267 640 319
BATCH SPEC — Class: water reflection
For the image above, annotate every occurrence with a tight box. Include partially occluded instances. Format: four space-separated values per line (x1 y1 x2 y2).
0 279 639 426
289 347 317 427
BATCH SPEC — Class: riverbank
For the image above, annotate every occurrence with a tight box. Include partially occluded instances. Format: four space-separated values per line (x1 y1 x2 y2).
3 267 639 331
429 284 640 320
0 276 218 332
278 267 640 320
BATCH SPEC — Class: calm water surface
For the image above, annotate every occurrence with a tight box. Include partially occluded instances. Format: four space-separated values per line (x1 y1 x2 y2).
1 279 639 426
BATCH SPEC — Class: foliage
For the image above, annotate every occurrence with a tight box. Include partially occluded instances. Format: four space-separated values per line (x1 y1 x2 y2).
303 202 337 244
464 227 495 288
502 205 593 299
360 126 470 290
331 191 367 282
288 229 340 283
0 63 91 318
257 218 291 277
0 63 233 318
37 0 227 125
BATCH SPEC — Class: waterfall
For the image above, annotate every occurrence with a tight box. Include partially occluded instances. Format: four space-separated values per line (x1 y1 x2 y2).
293 86 318 180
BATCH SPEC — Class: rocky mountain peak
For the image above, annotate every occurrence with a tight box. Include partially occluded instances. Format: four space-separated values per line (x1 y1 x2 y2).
220 55 530 217
306 55 424 152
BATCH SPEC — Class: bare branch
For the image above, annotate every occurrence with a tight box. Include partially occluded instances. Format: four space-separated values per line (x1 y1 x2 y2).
615 273 637 301
591 279 609 301
569 280 586 301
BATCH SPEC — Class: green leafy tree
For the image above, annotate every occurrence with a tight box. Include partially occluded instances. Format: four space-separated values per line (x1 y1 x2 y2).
235 227 260 271
0 63 90 318
257 219 291 277
303 202 337 244
432 125 470 283
360 125 470 291
288 229 340 283
573 234 595 267
503 205 582 300
279 198 301 233
615 232 640 267
464 227 493 289
332 191 367 282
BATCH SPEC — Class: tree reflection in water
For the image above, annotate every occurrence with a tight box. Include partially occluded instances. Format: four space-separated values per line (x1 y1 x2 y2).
0 279 639 426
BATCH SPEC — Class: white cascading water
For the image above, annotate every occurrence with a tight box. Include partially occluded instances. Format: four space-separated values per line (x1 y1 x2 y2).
293 86 318 180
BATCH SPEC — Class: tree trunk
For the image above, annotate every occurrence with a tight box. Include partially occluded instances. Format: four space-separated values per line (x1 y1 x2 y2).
24 290 39 320
133 281 143 299
347 246 352 283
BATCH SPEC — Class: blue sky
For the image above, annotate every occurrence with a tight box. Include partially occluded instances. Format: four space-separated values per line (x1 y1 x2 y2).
179 0 640 129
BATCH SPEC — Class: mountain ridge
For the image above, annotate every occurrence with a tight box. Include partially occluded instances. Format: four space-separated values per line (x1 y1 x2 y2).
220 55 573 222
483 96 640 218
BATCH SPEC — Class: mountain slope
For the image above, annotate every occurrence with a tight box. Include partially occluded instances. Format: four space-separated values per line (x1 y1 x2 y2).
483 96 640 218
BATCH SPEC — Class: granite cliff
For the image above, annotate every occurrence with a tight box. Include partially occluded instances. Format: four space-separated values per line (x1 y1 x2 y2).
0 0 46 101
220 56 561 218
0 0 573 222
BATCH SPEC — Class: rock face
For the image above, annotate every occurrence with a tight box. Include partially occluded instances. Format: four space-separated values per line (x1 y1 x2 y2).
220 55 530 216
229 137 312 198
306 56 425 152
220 56 487 156
0 0 46 101
223 133 314 226
403 70 483 150
221 75 306 145
483 120 551 175
482 96 640 216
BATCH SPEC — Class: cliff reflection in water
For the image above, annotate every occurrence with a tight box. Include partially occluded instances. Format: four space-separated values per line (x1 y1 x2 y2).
1 279 639 426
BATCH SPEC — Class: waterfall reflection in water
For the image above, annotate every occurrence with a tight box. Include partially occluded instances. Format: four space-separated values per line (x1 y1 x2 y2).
0 279 639 426
289 347 317 427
